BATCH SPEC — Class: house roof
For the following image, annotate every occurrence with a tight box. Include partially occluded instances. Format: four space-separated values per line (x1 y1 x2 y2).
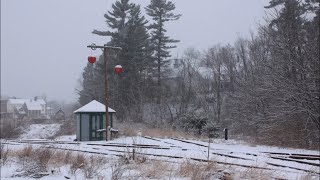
34 99 46 105
8 98 46 105
73 100 116 113
25 101 42 111
8 99 30 105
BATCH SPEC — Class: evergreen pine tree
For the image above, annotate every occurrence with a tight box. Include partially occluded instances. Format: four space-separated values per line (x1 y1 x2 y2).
79 0 153 121
78 63 100 105
145 0 181 103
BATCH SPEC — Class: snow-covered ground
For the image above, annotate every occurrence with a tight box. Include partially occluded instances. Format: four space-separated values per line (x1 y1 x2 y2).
19 124 61 139
1 135 319 179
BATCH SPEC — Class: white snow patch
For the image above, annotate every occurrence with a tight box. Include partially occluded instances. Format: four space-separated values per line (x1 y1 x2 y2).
19 124 61 139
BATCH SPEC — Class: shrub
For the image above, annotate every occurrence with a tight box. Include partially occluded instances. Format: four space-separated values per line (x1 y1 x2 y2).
70 153 86 175
111 163 126 180
239 166 273 180
0 141 10 165
34 148 54 170
83 155 107 179
0 120 23 139
177 160 224 180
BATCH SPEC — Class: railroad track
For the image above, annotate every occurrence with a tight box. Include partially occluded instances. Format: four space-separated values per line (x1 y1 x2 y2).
262 151 320 161
85 139 320 174
42 145 318 175
161 138 320 168
3 138 319 175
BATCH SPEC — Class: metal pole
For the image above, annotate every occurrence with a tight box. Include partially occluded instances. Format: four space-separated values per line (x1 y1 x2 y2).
104 47 109 141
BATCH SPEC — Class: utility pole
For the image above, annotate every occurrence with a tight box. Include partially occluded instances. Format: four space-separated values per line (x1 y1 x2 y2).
87 43 121 141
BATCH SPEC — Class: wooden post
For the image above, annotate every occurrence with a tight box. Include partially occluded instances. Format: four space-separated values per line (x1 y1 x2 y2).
104 47 109 141
132 149 135 160
86 44 121 141
224 128 228 140
208 136 210 161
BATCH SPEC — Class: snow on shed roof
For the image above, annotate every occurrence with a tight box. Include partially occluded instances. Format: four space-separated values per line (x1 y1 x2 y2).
73 100 116 113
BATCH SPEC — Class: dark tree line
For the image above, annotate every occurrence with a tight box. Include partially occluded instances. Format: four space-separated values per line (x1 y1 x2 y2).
78 0 180 122
78 0 319 148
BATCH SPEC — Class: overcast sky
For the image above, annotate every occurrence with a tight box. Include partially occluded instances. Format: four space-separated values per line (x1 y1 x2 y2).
1 0 269 103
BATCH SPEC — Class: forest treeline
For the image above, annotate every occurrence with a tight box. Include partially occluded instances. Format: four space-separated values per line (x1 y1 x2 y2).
78 0 319 148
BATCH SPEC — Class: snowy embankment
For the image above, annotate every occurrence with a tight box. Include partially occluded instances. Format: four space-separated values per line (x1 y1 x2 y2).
19 124 62 139
1 135 319 179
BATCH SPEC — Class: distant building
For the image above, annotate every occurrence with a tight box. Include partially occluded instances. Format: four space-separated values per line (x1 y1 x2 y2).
46 107 54 116
3 97 48 119
55 108 65 120
0 99 9 119
23 101 42 117
7 99 30 114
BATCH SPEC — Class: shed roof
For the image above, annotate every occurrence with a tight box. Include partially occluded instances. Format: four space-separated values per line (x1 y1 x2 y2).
73 100 116 113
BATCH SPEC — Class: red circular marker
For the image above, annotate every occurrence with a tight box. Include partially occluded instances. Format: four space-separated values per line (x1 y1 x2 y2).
88 56 96 64
114 65 123 74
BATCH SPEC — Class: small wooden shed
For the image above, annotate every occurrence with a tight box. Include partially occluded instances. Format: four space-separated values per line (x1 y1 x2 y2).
74 100 116 141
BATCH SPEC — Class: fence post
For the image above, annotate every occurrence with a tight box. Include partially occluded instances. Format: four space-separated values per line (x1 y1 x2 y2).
224 128 228 140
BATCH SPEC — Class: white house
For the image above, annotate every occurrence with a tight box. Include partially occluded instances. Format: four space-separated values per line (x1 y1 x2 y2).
23 101 42 117
7 99 30 113
6 97 47 118
32 97 46 115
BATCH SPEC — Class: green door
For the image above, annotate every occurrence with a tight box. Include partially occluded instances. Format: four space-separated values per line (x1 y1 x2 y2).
90 114 103 140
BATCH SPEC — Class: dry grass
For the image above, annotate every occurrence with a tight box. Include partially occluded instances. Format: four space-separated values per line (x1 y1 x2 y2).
140 128 193 139
111 163 127 180
50 150 67 165
0 142 10 165
70 153 86 174
299 173 320 180
11 145 53 178
14 146 54 170
15 145 34 159
35 148 54 168
298 167 320 180
178 160 203 178
82 155 108 178
177 160 226 180
139 160 172 179
11 145 107 178
116 122 196 139
239 166 274 180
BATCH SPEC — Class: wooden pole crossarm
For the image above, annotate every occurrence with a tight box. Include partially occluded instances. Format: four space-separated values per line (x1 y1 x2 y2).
87 43 122 51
